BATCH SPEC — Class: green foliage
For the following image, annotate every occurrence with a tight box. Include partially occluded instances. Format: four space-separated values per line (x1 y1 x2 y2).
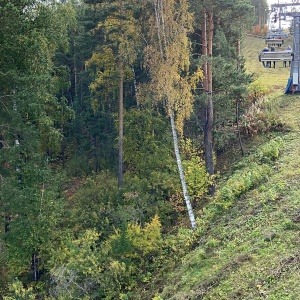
215 136 284 209
2 279 36 300
216 0 255 43
248 79 269 101
48 229 102 299
204 54 252 153
183 155 210 198
47 215 163 299
214 28 233 58
1 162 66 279
216 162 271 207
86 0 141 107
64 171 120 235
64 154 92 177
0 1 77 291
122 108 185 225
139 0 197 132
181 139 211 200
1 2 295 300
254 136 284 163
152 91 300 300
123 108 174 177
152 296 163 300
123 114 211 224
0 0 76 156
107 215 162 259
205 238 220 249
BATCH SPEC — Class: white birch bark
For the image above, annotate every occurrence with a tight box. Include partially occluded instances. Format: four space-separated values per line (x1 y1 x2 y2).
169 111 197 229
154 0 197 229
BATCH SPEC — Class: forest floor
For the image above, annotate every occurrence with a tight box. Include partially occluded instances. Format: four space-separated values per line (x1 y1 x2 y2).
149 35 300 300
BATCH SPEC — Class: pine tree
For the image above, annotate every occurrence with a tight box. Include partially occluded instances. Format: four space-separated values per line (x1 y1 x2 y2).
86 0 141 187
189 0 254 194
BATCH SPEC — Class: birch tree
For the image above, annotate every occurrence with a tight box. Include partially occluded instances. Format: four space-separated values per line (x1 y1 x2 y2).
139 0 203 229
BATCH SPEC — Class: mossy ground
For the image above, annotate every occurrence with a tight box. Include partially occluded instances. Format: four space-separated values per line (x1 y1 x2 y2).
150 35 300 300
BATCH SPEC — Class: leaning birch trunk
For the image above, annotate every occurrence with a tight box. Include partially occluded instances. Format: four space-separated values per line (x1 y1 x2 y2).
169 110 197 229
153 0 196 229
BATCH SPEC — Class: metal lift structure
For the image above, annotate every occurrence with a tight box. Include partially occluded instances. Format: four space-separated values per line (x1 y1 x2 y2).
267 2 300 93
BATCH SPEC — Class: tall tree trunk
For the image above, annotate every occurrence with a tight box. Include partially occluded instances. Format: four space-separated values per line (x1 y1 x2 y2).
204 5 215 194
118 0 124 188
169 110 197 229
31 253 39 281
94 135 99 172
202 7 208 93
236 99 244 156
70 39 76 106
132 67 139 107
235 31 244 156
236 39 241 70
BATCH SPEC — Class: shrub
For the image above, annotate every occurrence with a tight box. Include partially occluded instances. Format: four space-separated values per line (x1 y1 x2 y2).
48 229 101 299
254 136 284 163
247 80 269 102
215 163 272 209
252 24 261 35
241 97 279 136
107 215 162 260
3 279 36 300
181 139 211 201
215 137 284 209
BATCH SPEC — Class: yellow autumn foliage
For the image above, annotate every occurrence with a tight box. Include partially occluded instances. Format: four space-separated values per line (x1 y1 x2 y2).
140 0 202 133
106 214 162 259
126 214 162 256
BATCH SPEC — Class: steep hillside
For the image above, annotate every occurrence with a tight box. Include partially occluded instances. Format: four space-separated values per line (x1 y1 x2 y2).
151 36 300 300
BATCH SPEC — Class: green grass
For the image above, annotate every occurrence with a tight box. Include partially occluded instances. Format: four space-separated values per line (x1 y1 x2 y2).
242 35 293 91
144 35 300 300
158 126 300 299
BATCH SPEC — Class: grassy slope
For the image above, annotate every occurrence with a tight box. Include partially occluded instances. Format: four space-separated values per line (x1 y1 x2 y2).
155 35 300 299
243 35 293 90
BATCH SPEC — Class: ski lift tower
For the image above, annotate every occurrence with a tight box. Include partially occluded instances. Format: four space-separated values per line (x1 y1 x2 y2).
271 2 300 93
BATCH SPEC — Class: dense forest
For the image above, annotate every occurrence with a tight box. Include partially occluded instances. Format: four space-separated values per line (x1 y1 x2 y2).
0 0 275 299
